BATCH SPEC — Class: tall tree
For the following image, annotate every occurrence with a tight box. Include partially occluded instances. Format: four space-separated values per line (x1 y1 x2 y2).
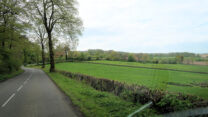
0 0 29 73
63 43 70 61
26 0 83 72
176 55 184 64
34 25 47 68
0 0 27 48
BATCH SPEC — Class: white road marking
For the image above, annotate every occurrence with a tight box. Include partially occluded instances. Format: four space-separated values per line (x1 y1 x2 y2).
28 73 33 81
1 93 16 108
26 79 29 82
1 70 33 108
23 80 27 84
23 74 32 85
17 85 23 92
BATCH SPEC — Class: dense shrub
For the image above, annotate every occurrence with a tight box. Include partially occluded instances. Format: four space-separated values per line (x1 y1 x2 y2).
87 57 92 61
96 57 100 60
0 48 22 74
156 94 192 113
128 54 136 62
158 58 177 64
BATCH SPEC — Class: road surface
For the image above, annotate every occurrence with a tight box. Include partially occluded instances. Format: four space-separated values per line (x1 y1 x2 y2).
0 67 81 117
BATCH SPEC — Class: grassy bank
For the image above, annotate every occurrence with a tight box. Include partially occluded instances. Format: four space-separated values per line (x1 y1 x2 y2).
0 70 24 82
42 67 157 117
88 60 208 73
55 62 208 99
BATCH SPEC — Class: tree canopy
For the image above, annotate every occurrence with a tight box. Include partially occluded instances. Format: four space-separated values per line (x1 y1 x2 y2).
0 0 83 73
26 0 83 72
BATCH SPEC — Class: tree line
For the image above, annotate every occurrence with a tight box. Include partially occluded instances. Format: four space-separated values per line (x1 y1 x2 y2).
57 49 200 64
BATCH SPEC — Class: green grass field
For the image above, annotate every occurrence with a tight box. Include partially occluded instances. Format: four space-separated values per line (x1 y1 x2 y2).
55 62 208 99
42 67 157 117
88 60 208 73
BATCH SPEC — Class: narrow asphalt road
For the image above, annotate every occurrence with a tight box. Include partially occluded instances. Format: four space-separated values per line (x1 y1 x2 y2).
0 67 80 117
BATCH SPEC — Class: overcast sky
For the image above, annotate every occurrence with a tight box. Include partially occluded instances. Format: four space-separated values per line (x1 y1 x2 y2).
77 0 208 53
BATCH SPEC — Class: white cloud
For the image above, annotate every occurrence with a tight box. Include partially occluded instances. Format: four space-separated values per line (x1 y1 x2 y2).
77 0 208 53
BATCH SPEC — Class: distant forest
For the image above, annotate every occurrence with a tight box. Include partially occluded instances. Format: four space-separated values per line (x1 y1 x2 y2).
51 49 208 65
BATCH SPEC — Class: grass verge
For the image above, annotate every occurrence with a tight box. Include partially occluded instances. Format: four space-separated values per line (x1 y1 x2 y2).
41 66 157 117
0 69 24 82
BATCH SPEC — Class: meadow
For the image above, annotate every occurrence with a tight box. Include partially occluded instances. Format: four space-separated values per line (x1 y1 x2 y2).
42 67 157 117
55 62 208 99
88 60 208 73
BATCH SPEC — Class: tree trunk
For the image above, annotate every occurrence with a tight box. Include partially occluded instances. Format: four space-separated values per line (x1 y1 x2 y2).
9 29 14 49
65 50 68 61
48 31 55 72
23 49 27 65
2 14 6 48
2 41 5 47
1 27 5 47
41 41 45 68
9 42 12 49
36 55 39 65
